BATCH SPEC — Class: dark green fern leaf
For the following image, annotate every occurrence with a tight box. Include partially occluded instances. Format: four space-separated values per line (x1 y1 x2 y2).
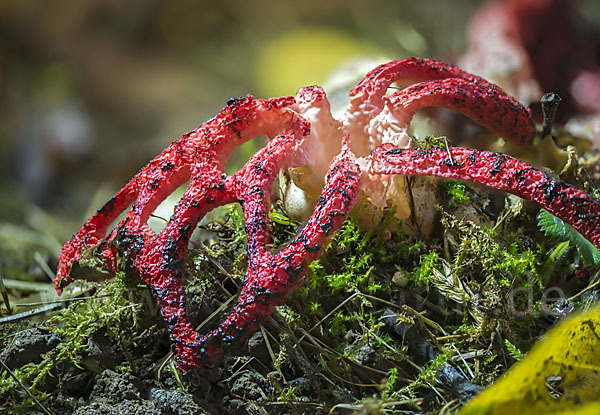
537 209 600 266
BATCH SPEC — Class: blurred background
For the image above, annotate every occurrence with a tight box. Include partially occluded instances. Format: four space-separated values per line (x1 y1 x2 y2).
0 0 598 283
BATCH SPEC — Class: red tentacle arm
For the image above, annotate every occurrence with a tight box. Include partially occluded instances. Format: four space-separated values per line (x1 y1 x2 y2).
343 57 533 149
55 95 311 370
191 138 361 368
347 57 499 120
55 95 304 292
367 144 600 249
381 78 535 146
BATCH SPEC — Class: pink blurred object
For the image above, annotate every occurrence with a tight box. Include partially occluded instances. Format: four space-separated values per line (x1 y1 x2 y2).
461 0 600 122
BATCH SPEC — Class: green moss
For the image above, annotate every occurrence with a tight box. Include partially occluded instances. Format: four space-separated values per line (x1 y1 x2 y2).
418 135 448 148
440 180 470 204
307 301 321 316
307 209 420 295
440 210 543 292
383 367 400 398
504 339 524 361
16 274 141 391
307 216 376 294
411 251 441 286
329 310 359 336
276 305 301 324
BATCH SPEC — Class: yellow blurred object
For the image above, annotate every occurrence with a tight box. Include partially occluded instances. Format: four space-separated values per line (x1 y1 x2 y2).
461 303 600 415
254 27 370 97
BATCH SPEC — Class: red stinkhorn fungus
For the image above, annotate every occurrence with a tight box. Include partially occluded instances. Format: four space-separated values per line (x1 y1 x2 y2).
55 58 599 372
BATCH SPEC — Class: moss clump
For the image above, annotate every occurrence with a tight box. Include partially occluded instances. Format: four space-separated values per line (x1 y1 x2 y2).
9 274 144 396
440 180 470 204
3 176 593 414
306 209 428 296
